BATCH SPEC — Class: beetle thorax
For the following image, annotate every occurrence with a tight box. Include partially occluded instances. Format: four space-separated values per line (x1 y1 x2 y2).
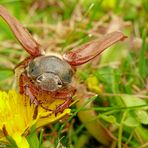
26 56 73 91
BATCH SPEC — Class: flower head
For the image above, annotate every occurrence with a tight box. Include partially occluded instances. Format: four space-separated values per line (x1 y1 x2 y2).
0 90 71 148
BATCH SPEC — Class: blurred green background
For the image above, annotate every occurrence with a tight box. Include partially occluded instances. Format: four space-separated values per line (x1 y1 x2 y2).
0 0 147 148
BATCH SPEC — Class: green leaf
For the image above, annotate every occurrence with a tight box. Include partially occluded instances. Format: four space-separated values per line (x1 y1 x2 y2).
136 110 148 125
39 129 44 148
27 126 39 148
121 95 147 107
6 136 18 148
99 114 116 124
123 116 139 127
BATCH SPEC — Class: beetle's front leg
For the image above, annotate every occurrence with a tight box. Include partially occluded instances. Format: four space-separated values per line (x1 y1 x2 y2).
19 73 39 105
51 85 76 99
25 85 39 105
52 86 76 115
53 97 73 116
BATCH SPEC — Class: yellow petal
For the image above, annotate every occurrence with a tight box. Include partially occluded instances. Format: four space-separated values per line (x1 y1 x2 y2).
0 90 73 146
37 108 71 128
12 134 29 148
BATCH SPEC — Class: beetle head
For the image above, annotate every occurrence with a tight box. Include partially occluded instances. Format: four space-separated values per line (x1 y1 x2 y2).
36 72 63 91
26 56 73 91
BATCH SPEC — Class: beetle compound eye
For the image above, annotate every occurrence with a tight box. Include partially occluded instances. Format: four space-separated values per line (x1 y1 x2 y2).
27 60 41 78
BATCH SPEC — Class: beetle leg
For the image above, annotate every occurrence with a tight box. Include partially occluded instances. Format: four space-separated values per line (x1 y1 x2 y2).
51 85 76 99
53 97 73 116
19 73 27 94
33 105 38 119
19 73 38 105
19 74 53 111
49 86 76 115
25 85 39 105
39 103 53 112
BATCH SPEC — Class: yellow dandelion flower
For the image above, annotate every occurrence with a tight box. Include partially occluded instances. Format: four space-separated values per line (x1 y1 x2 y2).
0 90 71 148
